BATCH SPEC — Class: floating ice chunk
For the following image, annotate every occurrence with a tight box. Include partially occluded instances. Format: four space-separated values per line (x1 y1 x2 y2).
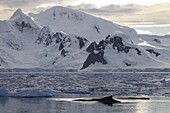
10 88 59 97
155 88 170 96
63 89 90 94
0 87 9 97
41 88 60 96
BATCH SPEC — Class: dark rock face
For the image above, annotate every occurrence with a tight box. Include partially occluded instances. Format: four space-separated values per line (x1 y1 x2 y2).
76 36 88 49
125 63 131 66
105 36 142 55
53 32 65 43
44 34 52 46
86 41 97 53
74 95 121 106
146 49 160 57
15 21 32 32
36 29 66 47
93 25 100 33
58 35 88 52
59 42 65 51
153 39 161 44
81 35 142 70
36 27 52 45
16 21 31 29
37 30 89 63
81 50 107 70
36 28 88 50
61 49 68 57
97 40 106 50
6 41 22 51
112 36 131 53
135 48 142 55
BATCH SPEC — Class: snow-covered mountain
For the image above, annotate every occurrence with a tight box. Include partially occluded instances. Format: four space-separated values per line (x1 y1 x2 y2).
0 6 169 70
29 6 140 43
81 32 170 70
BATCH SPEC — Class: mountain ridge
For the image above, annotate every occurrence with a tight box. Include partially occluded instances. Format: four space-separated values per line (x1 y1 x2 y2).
0 6 169 70
29 6 140 43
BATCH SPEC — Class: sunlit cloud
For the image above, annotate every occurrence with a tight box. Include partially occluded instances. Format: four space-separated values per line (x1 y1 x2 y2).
36 4 58 9
76 0 170 6
130 24 170 28
0 0 170 31
0 8 16 20
135 29 153 35
75 3 170 25
133 25 170 36
166 32 170 35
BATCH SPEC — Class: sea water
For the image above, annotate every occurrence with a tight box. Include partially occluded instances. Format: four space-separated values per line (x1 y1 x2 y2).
0 72 170 113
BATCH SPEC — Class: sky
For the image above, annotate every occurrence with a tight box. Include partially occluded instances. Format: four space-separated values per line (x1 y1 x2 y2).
0 0 170 35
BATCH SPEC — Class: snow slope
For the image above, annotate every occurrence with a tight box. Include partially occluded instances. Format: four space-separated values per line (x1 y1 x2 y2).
0 6 169 69
81 33 170 70
138 35 170 65
29 6 140 43
0 9 42 68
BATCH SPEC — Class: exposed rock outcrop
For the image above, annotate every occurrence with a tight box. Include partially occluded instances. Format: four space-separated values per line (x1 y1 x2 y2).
146 49 160 57
81 35 142 69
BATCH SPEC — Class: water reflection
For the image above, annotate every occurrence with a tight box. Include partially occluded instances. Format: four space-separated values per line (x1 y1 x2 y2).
0 97 8 105
135 98 170 113
0 97 170 113
136 101 149 113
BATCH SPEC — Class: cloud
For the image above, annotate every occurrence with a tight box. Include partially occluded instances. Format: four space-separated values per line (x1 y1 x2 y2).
135 29 153 35
0 1 170 27
0 8 15 20
69 3 170 25
68 3 97 9
133 25 170 35
36 3 58 9
0 0 77 19
69 4 140 15
0 0 40 8
0 0 70 8
130 24 170 28
166 32 170 35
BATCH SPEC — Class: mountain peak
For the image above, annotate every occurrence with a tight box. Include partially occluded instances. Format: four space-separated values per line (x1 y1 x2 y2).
10 8 24 19
15 8 22 13
43 6 85 21
47 6 80 12
9 8 38 32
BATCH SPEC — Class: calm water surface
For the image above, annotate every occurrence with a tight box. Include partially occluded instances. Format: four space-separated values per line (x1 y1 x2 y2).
0 72 170 113
0 97 170 113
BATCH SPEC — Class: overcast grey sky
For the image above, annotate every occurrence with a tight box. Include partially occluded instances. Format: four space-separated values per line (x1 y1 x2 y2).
0 0 170 35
